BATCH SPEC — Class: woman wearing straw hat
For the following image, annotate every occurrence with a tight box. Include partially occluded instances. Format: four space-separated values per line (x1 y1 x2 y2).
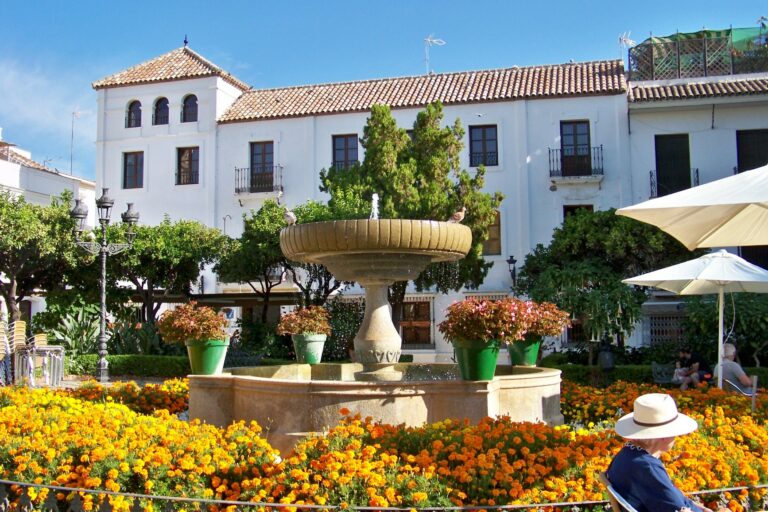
606 393 727 512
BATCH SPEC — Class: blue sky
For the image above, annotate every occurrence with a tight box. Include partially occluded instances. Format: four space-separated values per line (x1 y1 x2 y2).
0 0 764 180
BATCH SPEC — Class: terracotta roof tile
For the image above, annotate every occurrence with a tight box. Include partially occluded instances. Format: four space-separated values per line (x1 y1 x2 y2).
92 47 250 91
1 145 51 172
219 60 626 123
628 76 768 102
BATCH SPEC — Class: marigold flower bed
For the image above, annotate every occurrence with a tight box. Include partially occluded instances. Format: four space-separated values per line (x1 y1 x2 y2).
0 380 765 511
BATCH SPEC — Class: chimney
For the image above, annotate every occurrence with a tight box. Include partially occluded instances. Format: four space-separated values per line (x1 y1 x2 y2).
0 127 3 141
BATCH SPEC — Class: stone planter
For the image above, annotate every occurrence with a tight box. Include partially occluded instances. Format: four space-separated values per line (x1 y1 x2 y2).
292 334 327 364
185 339 229 375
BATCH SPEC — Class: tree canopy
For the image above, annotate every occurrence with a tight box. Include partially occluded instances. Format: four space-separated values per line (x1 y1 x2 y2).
319 102 503 317
215 200 348 322
515 208 697 343
0 191 82 321
108 217 226 323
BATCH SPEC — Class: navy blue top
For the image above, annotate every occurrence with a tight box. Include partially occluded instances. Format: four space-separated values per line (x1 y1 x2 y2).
607 444 703 512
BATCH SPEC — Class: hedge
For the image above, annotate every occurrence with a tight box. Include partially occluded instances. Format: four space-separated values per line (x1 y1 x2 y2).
65 354 768 386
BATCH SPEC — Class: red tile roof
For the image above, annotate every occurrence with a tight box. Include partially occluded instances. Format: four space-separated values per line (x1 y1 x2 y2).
219 60 627 123
1 145 50 171
92 46 250 91
628 75 768 102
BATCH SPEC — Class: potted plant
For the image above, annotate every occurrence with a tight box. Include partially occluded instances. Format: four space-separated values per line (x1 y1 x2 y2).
157 301 229 375
508 301 571 366
438 297 531 380
276 306 332 364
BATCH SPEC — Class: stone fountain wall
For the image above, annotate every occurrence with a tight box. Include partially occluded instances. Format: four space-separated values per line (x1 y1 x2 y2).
189 364 564 454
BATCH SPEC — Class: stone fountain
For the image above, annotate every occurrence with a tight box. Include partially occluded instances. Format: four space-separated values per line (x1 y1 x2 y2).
188 217 564 453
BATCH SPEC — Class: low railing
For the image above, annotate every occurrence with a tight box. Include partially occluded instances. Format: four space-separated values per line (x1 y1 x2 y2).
1 478 766 511
548 145 604 178
470 151 499 167
175 169 199 186
235 165 283 194
649 167 699 198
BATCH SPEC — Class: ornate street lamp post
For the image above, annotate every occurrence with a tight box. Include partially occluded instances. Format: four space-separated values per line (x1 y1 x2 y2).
506 255 517 290
70 188 139 383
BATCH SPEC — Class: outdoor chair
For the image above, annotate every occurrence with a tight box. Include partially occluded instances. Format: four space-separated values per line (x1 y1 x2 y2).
724 375 759 412
651 361 675 385
0 321 10 385
29 333 65 387
599 471 639 512
9 321 33 385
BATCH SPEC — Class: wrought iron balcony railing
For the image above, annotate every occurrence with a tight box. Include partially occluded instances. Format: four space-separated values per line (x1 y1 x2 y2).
548 145 604 178
649 167 699 198
629 36 768 81
235 165 283 194
470 151 499 167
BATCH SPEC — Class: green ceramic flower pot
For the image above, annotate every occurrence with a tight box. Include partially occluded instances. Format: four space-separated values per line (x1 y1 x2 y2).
453 340 499 380
185 339 229 375
292 334 327 364
507 335 541 366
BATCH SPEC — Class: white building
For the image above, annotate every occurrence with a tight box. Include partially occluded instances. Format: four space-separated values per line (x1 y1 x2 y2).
91 32 768 360
0 131 96 321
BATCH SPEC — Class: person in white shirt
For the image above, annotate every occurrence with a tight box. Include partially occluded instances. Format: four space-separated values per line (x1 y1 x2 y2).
716 343 753 393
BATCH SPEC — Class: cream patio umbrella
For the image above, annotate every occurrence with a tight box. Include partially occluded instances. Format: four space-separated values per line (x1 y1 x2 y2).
616 164 768 250
623 250 768 388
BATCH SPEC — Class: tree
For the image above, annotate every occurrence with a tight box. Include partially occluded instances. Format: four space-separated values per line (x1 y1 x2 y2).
215 201 286 323
515 208 697 348
0 191 82 321
319 103 503 321
109 217 226 323
216 200 349 322
285 201 349 306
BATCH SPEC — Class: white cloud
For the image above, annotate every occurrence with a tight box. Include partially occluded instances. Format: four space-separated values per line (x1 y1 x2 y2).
0 58 96 178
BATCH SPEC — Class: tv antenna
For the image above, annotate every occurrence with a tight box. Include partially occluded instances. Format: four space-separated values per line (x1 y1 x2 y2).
424 34 446 74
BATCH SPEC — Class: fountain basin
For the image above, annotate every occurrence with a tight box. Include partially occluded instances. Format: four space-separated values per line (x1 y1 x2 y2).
280 219 472 376
188 364 564 454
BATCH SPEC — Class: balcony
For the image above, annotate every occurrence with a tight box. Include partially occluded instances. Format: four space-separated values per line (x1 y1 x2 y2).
629 33 768 81
548 146 604 186
649 168 699 198
235 165 283 197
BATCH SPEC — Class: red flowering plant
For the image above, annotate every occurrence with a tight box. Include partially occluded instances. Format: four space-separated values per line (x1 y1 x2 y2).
525 301 571 338
276 306 331 336
438 297 533 348
156 301 228 344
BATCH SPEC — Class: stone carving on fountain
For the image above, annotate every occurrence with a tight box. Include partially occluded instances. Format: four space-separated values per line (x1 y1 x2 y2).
280 218 472 380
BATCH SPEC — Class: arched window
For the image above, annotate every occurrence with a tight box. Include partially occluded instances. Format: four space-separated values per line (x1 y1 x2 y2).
181 94 198 123
153 97 169 125
126 100 142 128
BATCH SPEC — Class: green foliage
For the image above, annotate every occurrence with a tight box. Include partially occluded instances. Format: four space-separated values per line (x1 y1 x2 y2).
109 217 226 323
683 293 768 367
0 190 82 321
325 298 365 361
287 201 349 306
47 299 101 357
215 200 289 322
67 354 190 377
237 318 291 359
109 320 168 355
319 103 504 301
516 208 696 340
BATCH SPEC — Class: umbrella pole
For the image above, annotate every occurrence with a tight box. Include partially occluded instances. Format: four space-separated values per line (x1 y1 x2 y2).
717 288 724 389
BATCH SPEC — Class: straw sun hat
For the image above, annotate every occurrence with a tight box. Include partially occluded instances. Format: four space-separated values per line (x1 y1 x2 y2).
614 393 698 440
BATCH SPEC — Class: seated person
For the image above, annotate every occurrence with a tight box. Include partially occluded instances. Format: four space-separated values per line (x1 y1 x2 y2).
671 360 688 384
607 393 725 512
678 347 712 390
716 343 754 394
